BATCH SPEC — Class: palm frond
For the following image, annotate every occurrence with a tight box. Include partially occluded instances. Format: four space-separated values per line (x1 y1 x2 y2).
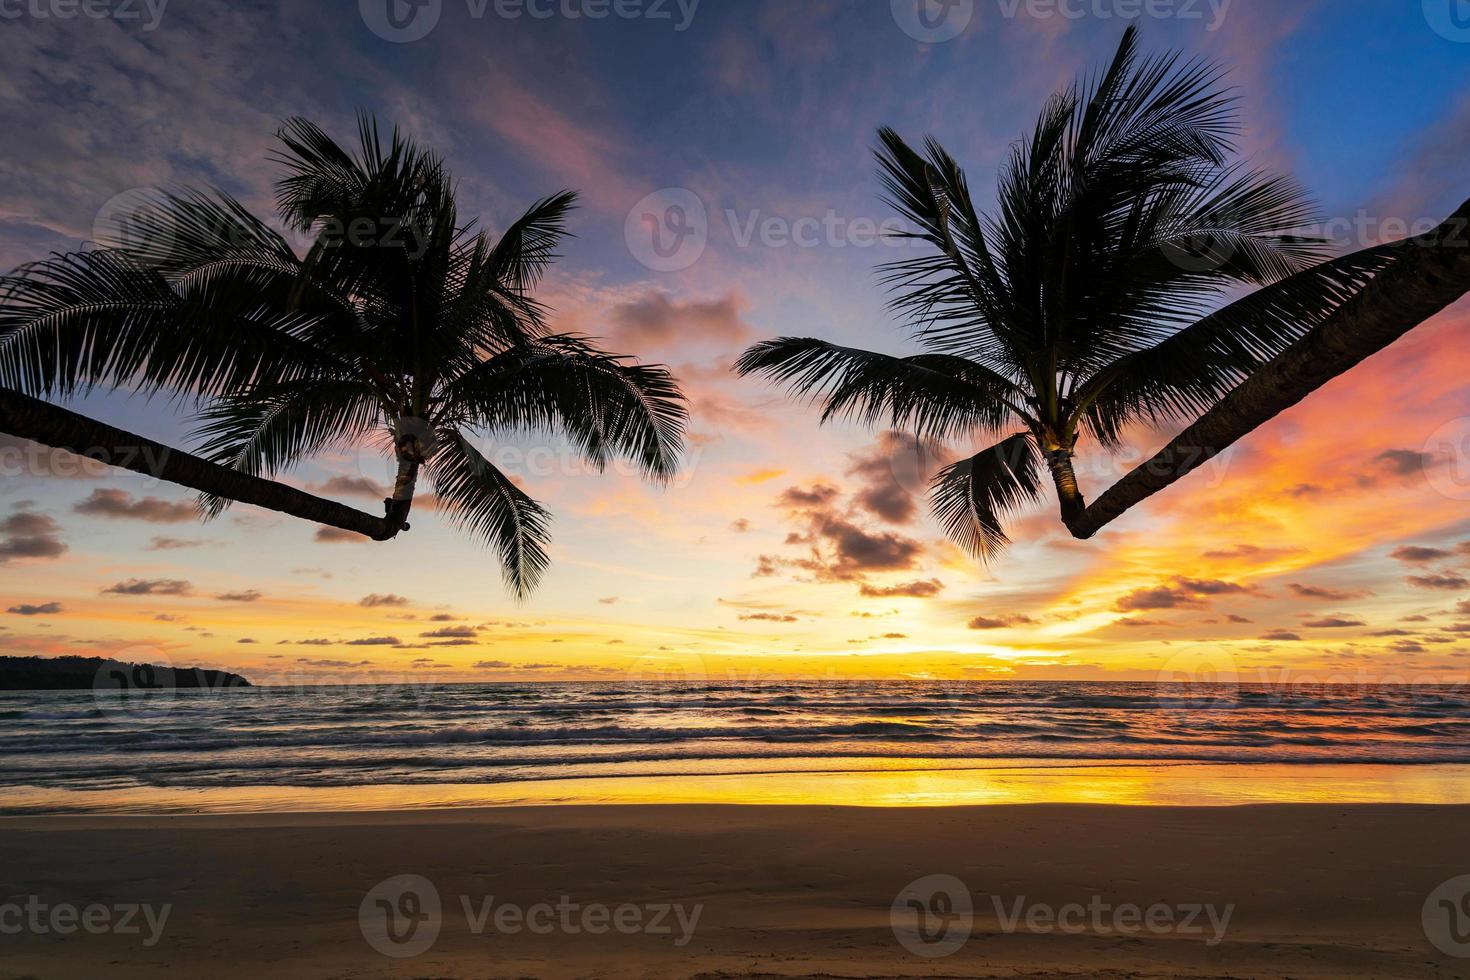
428 430 552 599
191 379 383 516
273 112 456 324
273 113 446 234
1075 241 1403 428
96 187 298 275
486 191 578 294
874 127 1015 367
735 337 1028 439
441 336 686 481
930 432 1044 562
0 250 351 398
1071 24 1236 172
1148 167 1326 285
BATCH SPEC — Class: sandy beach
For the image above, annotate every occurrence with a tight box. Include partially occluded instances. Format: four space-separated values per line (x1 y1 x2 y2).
2 803 1467 978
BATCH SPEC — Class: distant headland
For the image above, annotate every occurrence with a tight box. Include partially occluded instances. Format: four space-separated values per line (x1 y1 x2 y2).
0 656 251 692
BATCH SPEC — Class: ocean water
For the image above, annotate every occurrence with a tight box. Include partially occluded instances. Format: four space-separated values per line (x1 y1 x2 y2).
5 681 1470 809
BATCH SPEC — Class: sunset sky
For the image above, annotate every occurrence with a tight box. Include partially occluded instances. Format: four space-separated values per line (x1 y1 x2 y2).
2 0 1469 685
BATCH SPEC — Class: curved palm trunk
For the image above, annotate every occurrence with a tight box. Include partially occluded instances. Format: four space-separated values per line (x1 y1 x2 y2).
384 455 419 531
1064 197 1470 540
0 386 406 541
1046 449 1087 525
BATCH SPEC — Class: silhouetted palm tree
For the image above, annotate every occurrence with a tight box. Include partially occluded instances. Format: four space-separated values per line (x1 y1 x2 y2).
0 116 685 596
737 27 1400 560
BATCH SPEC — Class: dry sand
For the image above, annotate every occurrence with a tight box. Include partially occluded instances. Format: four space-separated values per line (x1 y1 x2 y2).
2 803 1468 978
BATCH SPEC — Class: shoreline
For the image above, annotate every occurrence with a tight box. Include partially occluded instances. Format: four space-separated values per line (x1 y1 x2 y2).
7 759 1470 815
3 803 1466 978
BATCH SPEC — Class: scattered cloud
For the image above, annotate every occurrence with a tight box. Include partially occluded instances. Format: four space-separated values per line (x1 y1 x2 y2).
311 476 384 498
148 536 209 550
1408 574 1469 591
7 602 61 616
73 488 197 523
314 527 366 543
778 484 840 508
845 431 946 525
421 626 478 639
1372 449 1432 476
360 594 411 608
1390 545 1454 564
968 614 1037 630
102 578 192 596
606 291 753 352
1116 577 1255 612
0 510 67 563
858 579 945 599
1287 583 1368 601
